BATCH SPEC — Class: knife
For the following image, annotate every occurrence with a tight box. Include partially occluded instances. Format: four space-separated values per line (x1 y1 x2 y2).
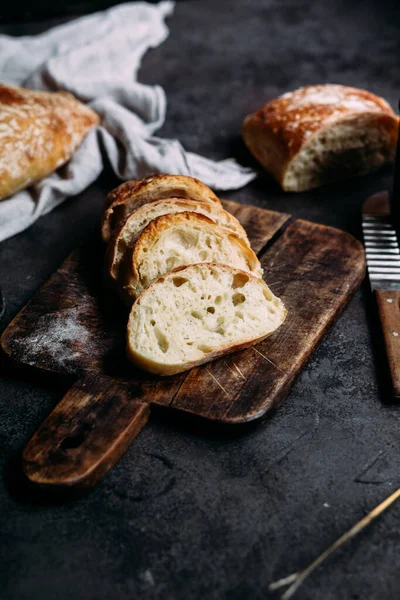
363 190 400 397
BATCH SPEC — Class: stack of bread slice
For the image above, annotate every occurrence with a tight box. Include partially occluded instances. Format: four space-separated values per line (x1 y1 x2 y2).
102 174 286 376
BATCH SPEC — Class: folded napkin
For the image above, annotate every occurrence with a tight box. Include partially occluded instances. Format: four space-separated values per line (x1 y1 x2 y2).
0 1 256 243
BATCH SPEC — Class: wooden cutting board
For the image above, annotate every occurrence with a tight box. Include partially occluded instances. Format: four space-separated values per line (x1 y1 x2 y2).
1 200 365 489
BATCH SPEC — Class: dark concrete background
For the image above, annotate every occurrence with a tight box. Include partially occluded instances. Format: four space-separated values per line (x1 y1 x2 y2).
1 1 400 599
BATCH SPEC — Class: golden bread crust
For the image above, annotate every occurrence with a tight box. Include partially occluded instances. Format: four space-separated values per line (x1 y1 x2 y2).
0 84 99 200
121 211 261 303
101 174 221 242
242 84 399 190
131 212 216 284
105 197 250 284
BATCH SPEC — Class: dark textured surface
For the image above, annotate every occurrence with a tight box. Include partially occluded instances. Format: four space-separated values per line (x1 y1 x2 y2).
1 1 400 599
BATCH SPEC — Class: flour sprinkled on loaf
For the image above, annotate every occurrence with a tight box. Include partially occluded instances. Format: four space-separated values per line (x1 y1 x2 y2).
243 84 399 192
0 84 99 200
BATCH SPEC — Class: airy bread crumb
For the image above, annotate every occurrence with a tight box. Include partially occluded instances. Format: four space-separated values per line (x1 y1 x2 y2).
127 263 286 375
106 198 250 283
122 211 262 303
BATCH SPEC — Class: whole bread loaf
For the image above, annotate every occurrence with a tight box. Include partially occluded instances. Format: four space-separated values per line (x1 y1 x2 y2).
127 263 286 376
102 174 221 242
0 84 99 200
242 84 399 192
106 197 250 284
121 211 262 304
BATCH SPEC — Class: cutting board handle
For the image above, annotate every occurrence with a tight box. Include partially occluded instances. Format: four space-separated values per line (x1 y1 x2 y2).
22 374 151 489
376 289 400 398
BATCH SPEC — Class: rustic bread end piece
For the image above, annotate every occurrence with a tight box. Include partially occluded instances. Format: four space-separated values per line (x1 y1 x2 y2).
127 263 286 376
242 84 399 192
0 84 99 201
122 211 262 304
101 174 221 242
106 198 251 283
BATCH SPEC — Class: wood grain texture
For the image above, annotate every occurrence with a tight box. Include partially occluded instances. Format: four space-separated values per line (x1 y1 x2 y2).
1 202 288 380
220 199 289 254
22 374 150 488
1 201 366 489
171 219 366 422
1 202 365 427
375 289 400 398
1 237 121 377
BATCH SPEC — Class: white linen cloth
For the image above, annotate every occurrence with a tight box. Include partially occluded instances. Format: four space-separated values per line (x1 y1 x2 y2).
0 1 256 242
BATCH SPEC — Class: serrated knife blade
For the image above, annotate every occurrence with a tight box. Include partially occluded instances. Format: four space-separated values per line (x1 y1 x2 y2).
363 191 400 398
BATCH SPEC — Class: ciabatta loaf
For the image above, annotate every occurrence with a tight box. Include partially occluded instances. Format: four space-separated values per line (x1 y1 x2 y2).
122 212 262 304
106 198 250 283
102 174 221 242
242 84 399 192
0 84 99 201
127 263 286 376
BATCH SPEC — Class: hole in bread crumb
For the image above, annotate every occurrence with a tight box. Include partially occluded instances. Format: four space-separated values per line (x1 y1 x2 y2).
205 236 212 248
167 257 179 271
215 327 225 335
160 250 164 255
154 327 169 353
191 310 202 319
175 229 199 249
197 344 212 353
150 319 156 326
232 292 246 306
207 306 215 314
186 342 193 346
215 295 222 304
236 311 244 320
232 273 249 289
199 250 208 260
263 289 273 301
173 276 188 287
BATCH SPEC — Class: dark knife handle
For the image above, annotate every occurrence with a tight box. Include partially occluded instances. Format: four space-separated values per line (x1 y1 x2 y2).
376 289 400 398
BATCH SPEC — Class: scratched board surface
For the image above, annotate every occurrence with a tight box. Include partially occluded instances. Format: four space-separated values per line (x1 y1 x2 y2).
1 200 365 424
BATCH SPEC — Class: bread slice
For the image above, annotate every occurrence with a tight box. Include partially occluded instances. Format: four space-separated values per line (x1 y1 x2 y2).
126 263 286 376
242 84 399 192
122 212 262 304
106 198 251 283
101 174 221 242
0 84 99 201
